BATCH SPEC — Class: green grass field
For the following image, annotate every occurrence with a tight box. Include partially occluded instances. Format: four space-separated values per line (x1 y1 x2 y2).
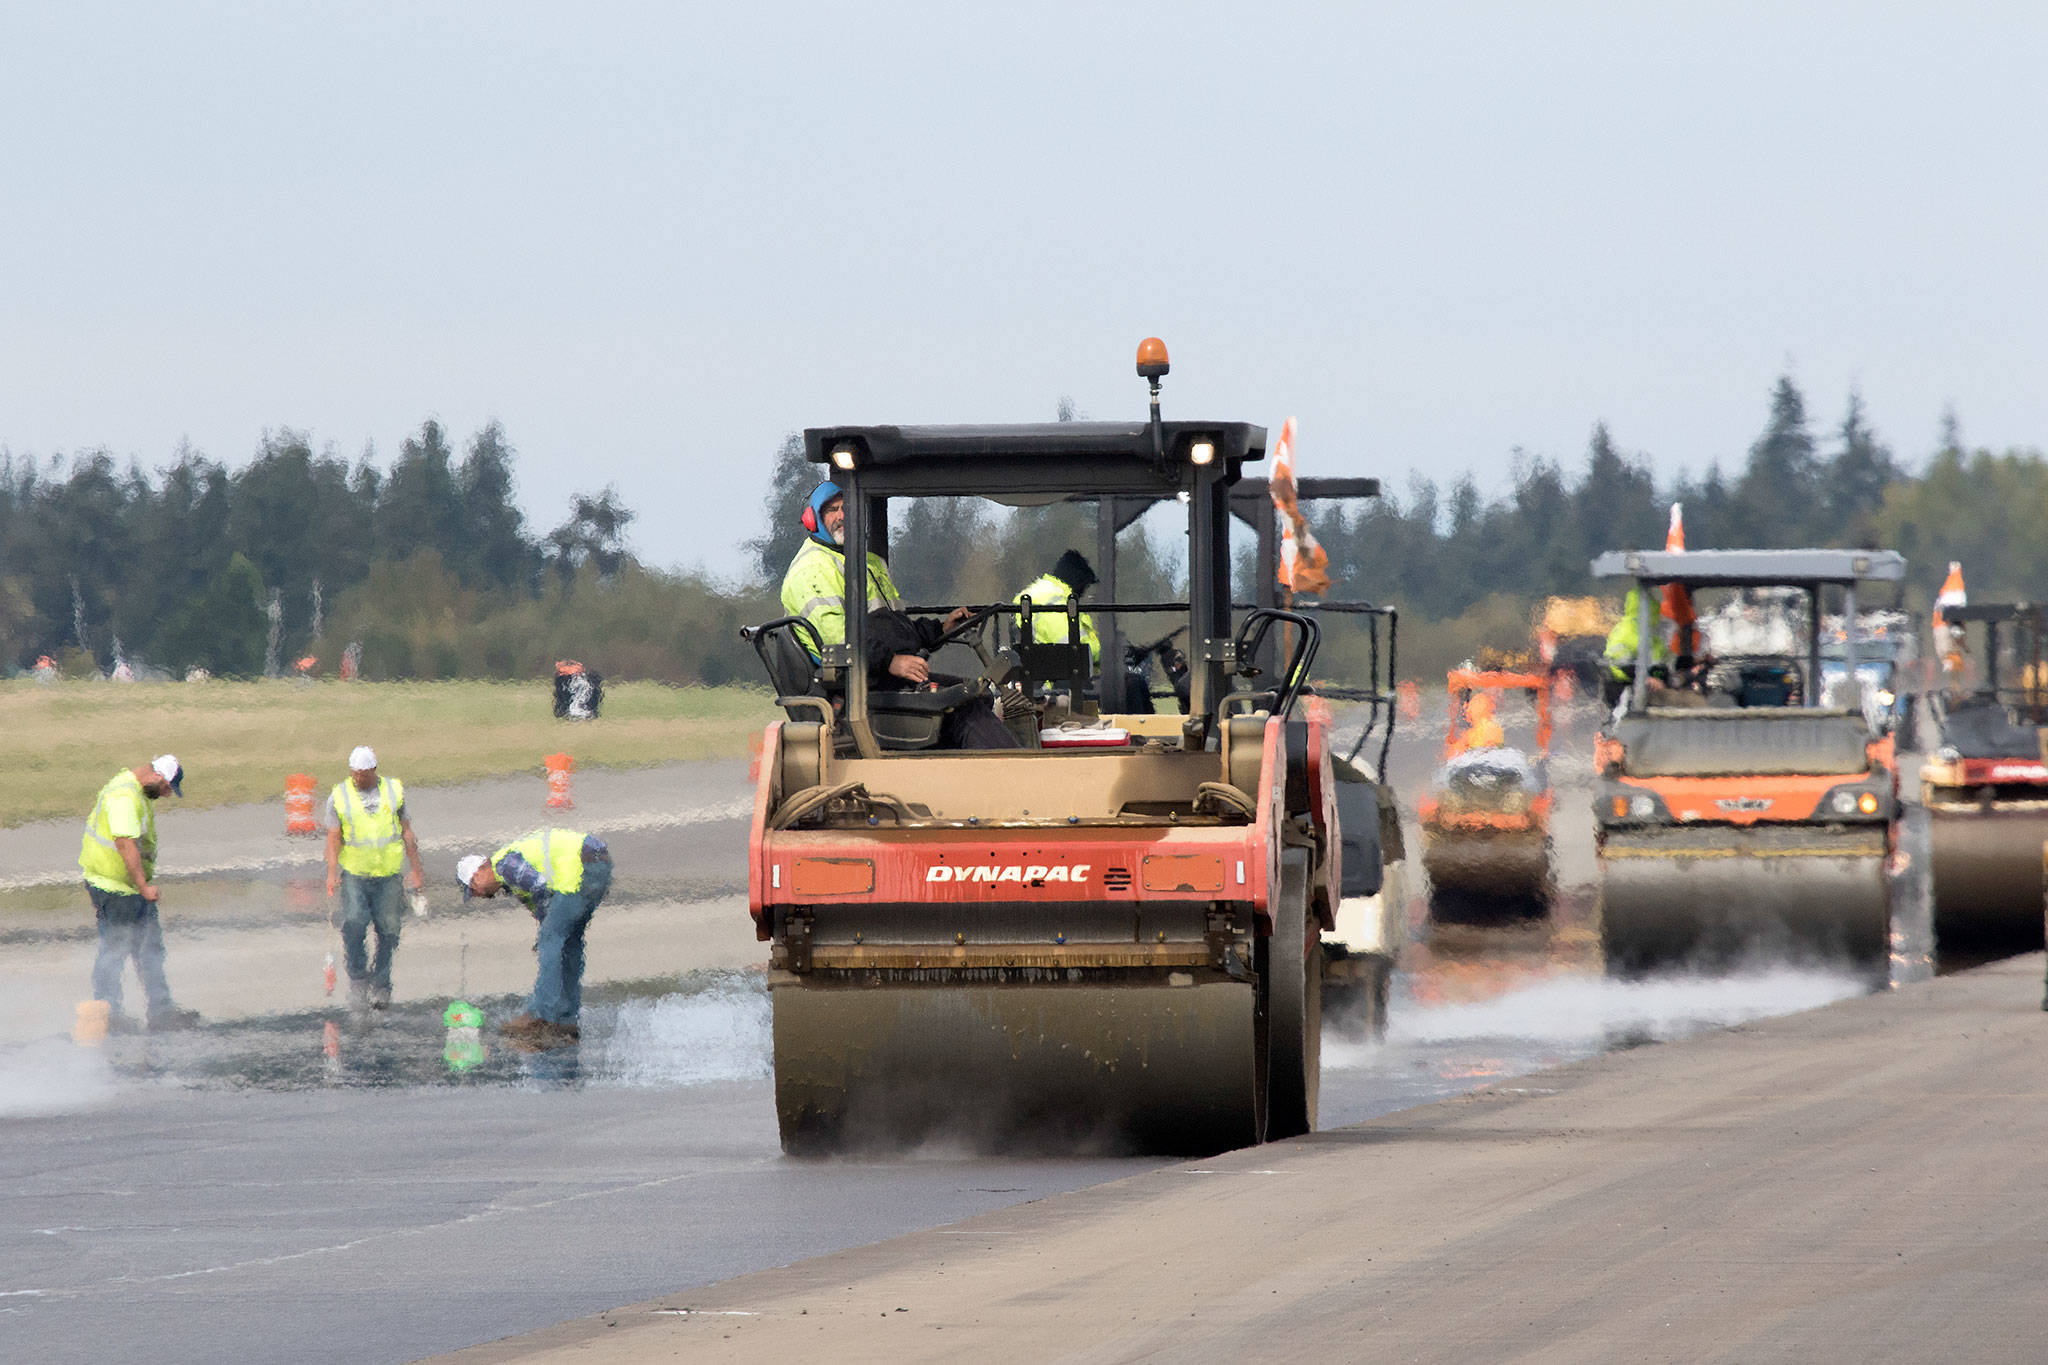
0 679 777 827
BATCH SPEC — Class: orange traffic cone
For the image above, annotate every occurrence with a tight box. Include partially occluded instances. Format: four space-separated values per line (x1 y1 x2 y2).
545 753 574 809
285 773 317 835
1933 561 1967 634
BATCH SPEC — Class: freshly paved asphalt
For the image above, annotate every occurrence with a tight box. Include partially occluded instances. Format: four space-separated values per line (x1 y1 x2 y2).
441 953 2048 1365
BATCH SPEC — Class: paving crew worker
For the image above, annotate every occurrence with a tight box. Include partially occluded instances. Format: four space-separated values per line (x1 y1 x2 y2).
1451 693 1506 753
324 745 424 1010
79 755 200 1031
1601 585 1670 709
781 481 1014 748
456 829 613 1047
1012 551 1162 714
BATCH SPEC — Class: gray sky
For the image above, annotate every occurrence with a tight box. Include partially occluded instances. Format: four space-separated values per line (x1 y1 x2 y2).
4 3 2044 579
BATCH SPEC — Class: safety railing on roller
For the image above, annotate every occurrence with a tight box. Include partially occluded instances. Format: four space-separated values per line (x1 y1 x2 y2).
1240 598 1401 777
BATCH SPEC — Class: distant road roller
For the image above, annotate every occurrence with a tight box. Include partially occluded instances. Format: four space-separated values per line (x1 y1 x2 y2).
1591 549 1906 975
1922 603 2048 954
1421 668 1554 921
742 342 1372 1155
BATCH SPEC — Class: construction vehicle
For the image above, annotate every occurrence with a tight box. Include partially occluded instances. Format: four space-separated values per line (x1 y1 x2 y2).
1591 549 1906 975
1420 668 1554 920
1535 595 1615 692
1818 610 1919 749
1921 603 2048 953
742 341 1378 1155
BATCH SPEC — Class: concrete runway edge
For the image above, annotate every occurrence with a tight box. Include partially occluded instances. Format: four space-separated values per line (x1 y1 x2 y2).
436 954 2048 1364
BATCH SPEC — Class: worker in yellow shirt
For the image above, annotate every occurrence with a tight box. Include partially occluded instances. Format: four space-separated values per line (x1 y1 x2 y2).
324 746 425 1010
78 755 200 1031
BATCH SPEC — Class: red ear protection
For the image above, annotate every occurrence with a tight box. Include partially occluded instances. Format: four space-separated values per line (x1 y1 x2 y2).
802 505 818 533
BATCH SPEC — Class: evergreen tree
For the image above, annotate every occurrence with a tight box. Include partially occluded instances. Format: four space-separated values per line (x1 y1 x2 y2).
1822 390 1899 537
1733 377 1820 546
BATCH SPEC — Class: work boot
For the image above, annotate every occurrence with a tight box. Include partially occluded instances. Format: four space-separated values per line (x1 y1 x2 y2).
147 1006 202 1032
348 979 370 1012
369 985 392 1011
500 1012 549 1040
105 1012 143 1035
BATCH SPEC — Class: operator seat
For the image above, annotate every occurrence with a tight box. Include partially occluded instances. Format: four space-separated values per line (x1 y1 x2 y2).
743 615 975 751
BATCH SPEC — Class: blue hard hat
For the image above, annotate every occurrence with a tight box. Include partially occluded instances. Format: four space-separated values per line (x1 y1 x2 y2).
806 481 843 545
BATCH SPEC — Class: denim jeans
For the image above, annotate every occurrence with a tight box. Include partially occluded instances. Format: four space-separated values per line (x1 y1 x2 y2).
89 885 174 1019
339 872 405 991
527 855 612 1024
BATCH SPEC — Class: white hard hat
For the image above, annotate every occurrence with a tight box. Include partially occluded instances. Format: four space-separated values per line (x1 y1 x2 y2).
150 754 184 797
455 854 486 899
348 746 377 771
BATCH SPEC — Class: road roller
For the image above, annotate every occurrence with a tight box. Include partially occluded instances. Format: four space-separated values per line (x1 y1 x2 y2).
1421 668 1555 921
1591 549 1907 976
742 342 1367 1156
1922 602 2048 955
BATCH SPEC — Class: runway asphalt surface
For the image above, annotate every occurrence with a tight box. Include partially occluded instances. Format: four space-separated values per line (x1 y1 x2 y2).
0 706 1916 1364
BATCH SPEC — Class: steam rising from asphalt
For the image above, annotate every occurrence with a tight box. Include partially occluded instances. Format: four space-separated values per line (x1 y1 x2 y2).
1328 967 1867 1068
0 1040 119 1117
598 973 772 1087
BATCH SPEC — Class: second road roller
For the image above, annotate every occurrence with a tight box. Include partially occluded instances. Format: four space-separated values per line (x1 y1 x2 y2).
741 340 1383 1155
1921 602 2048 955
1591 548 1907 976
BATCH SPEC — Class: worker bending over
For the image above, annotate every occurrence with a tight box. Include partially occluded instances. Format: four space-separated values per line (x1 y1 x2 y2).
458 829 613 1048
79 755 200 1032
324 746 424 1011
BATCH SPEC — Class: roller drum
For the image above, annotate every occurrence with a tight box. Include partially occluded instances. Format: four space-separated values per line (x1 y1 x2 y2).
771 972 1261 1157
1423 826 1553 919
1599 825 1889 974
1927 805 2048 952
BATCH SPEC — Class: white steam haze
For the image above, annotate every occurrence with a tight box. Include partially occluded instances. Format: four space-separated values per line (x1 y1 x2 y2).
3 4 2045 577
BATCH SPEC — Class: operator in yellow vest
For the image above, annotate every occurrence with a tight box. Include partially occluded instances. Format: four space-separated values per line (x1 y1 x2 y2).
456 828 613 1048
1014 550 1103 665
323 746 424 1010
1601 585 1671 709
79 754 200 1031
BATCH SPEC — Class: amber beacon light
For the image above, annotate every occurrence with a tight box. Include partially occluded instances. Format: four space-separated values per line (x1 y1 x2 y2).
1135 336 1170 380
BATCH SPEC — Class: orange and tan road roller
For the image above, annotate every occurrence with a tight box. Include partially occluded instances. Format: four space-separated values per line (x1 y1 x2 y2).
1591 549 1907 976
741 341 1384 1156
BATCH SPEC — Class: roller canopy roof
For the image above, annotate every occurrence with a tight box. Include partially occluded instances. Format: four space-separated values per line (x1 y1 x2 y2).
1590 549 1907 586
803 421 1265 497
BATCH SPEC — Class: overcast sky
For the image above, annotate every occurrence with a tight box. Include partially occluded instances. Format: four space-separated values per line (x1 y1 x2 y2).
4 3 2044 579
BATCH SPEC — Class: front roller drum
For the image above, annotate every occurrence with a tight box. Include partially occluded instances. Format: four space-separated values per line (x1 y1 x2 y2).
1927 806 2048 953
1423 825 1553 921
771 972 1260 1157
1599 824 1890 975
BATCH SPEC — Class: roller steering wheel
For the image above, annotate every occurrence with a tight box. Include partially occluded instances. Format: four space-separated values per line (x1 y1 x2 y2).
927 604 1004 666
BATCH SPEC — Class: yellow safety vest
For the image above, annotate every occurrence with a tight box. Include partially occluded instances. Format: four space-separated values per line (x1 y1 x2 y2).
332 777 406 878
1015 574 1101 666
79 770 154 894
779 539 901 655
491 828 588 909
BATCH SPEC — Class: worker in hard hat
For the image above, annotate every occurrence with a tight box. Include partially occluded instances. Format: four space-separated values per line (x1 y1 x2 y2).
324 746 424 1011
1451 693 1506 753
1602 585 1671 708
79 755 201 1031
781 481 1014 747
456 830 613 1048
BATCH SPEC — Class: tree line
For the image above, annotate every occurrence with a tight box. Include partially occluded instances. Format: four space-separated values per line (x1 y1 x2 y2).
3 379 2044 685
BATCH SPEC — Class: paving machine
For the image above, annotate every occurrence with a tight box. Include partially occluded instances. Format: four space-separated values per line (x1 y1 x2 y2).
1420 668 1554 920
743 342 1369 1155
1591 549 1906 974
1921 603 2048 952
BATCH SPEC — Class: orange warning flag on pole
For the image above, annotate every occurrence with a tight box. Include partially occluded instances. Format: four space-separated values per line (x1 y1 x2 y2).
1661 502 1696 657
1932 561 1966 633
1270 417 1331 598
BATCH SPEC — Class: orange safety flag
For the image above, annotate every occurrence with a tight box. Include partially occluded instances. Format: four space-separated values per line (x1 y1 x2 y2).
1270 417 1330 597
1661 502 1696 657
1931 561 1966 634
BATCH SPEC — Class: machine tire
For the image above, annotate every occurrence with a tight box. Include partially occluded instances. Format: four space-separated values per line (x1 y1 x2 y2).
1264 848 1321 1140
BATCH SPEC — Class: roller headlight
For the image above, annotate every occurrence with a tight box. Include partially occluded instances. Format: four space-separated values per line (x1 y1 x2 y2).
1189 437 1216 466
830 443 858 471
1830 791 1858 815
1629 795 1656 819
1936 746 1961 765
